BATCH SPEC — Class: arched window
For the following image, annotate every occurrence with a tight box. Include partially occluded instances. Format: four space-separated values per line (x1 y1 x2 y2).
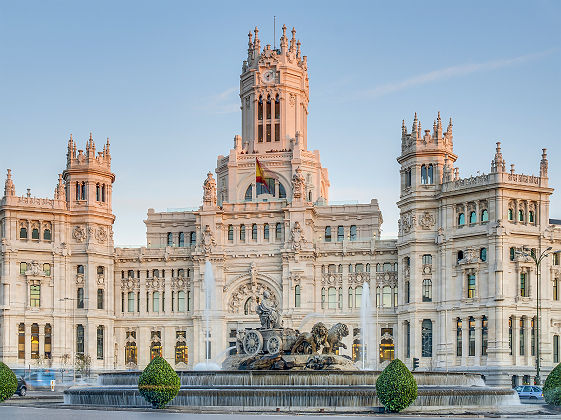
245 184 253 201
76 324 84 355
275 223 282 240
18 323 25 359
457 250 464 262
244 297 252 315
356 263 364 273
508 208 514 221
150 340 162 360
468 317 476 356
20 226 27 239
266 94 272 120
275 94 280 119
41 228 51 241
405 168 412 187
328 264 336 273
337 226 344 241
227 225 233 241
469 211 476 224
96 184 100 201
421 165 428 184
382 286 392 307
324 226 331 242
257 178 275 196
482 316 488 356
31 323 39 359
467 274 476 298
480 248 487 262
240 225 246 241
366 263 371 273
376 263 381 272
328 287 337 309
456 318 462 356
355 286 363 308
76 182 80 200
458 213 465 226
279 183 286 199
427 164 433 184
422 279 432 302
529 211 535 223
321 288 326 309
128 292 135 312
153 291 160 312
175 331 188 365
405 281 410 303
178 232 185 247
481 209 489 222
510 247 515 261
167 232 173 246
350 225 357 241
251 224 257 240
518 209 524 222
101 184 106 202
81 182 86 200
264 224 269 240
383 262 392 272
348 287 353 308
153 269 159 278
44 324 52 359
422 319 432 357
125 341 137 365
294 285 301 307
31 228 39 240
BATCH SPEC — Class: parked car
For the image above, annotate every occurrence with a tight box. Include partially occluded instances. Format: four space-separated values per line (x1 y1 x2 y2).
515 385 543 400
16 376 27 396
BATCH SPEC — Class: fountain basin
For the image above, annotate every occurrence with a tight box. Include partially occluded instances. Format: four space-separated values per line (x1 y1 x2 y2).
64 384 518 411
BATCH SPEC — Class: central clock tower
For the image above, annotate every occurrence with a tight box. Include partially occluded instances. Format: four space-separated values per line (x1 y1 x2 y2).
240 25 309 153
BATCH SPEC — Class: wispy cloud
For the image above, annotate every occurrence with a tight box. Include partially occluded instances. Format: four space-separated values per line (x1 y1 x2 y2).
201 87 239 114
364 49 557 99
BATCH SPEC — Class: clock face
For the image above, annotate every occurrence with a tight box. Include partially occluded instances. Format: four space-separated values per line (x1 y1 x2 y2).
261 70 275 84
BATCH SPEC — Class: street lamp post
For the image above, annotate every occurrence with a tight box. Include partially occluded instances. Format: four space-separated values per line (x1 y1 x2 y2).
516 246 560 385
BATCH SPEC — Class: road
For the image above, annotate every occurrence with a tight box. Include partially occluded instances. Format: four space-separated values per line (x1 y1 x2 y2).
0 406 557 420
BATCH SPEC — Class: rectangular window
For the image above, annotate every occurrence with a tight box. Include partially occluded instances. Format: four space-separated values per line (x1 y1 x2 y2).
30 285 40 307
405 281 410 303
97 326 104 360
153 292 160 313
43 263 51 276
469 318 476 356
258 124 263 142
127 292 134 312
266 123 271 142
467 274 476 298
76 325 84 355
44 324 52 359
456 319 462 357
97 288 104 309
520 273 528 297
531 318 536 356
520 319 525 356
18 323 25 359
274 123 280 141
121 292 125 312
482 316 488 356
77 287 84 309
406 322 410 358
20 262 27 274
555 280 559 301
422 254 432 265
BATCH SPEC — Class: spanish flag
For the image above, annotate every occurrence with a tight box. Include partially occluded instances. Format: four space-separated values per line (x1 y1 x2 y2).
256 158 270 193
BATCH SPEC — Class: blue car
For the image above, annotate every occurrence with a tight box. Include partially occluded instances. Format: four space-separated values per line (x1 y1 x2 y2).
515 385 543 400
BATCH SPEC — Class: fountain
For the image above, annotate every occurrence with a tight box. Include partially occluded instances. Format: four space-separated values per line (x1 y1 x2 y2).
64 287 521 412
193 261 220 371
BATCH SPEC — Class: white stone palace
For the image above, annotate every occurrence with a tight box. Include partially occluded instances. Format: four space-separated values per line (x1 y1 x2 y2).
1 25 560 387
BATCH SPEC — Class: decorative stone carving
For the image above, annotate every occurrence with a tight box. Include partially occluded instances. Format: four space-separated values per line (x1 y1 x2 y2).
289 221 305 251
73 226 86 243
249 262 258 288
25 261 45 277
399 212 416 234
203 172 217 207
200 225 216 254
95 226 107 243
459 247 480 265
228 282 278 314
256 290 282 329
419 212 435 230
289 93 296 107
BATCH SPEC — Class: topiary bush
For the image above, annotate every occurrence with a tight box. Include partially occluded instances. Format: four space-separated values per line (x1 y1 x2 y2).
138 356 180 408
544 362 561 405
375 358 418 412
0 362 17 403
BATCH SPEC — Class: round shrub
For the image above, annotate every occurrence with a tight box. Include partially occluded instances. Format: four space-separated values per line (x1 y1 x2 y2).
138 356 180 408
544 362 561 405
0 362 17 403
544 387 561 406
375 358 417 412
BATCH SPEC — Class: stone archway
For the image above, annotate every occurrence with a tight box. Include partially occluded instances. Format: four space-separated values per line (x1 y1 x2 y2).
228 281 279 315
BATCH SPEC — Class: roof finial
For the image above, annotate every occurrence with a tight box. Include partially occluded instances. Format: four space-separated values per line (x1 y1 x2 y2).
540 147 548 178
290 27 296 52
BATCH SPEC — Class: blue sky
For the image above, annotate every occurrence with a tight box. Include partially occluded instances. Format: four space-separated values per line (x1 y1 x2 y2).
1 1 559 245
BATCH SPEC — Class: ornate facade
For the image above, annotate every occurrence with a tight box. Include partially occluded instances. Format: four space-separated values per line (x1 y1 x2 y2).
1 25 560 386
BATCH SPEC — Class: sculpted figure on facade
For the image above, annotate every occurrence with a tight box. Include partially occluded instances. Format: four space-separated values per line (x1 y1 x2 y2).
203 172 217 207
256 290 282 329
290 221 305 251
291 167 305 200
200 225 216 254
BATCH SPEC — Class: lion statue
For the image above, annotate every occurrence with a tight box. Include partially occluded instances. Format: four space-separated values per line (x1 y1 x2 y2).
322 323 349 354
290 322 329 354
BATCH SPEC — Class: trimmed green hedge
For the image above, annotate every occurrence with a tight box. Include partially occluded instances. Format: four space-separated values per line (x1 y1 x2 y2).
545 362 561 405
0 362 17 403
138 357 180 408
375 359 418 412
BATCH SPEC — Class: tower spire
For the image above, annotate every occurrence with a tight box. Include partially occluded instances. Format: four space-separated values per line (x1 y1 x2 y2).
491 141 506 173
290 27 296 53
4 169 15 197
540 148 548 178
280 24 288 53
254 27 261 54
